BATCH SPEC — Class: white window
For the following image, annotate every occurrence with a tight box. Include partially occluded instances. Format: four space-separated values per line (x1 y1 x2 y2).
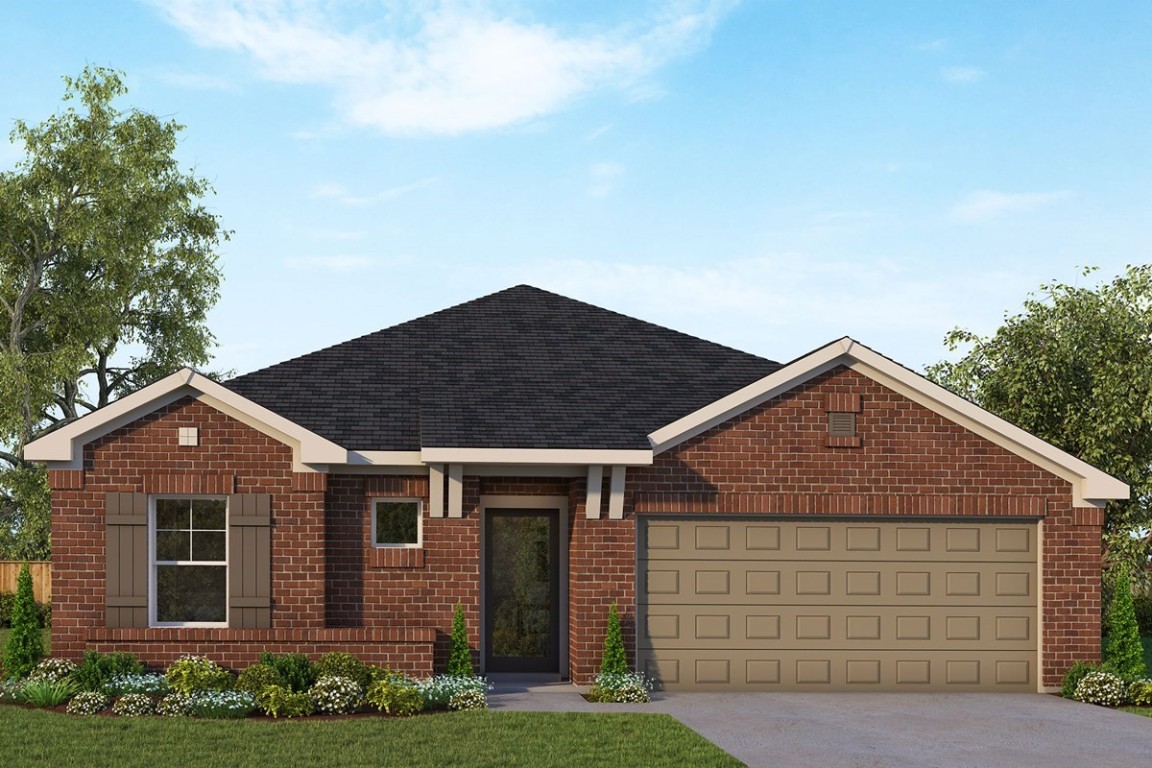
150 496 228 626
371 498 422 548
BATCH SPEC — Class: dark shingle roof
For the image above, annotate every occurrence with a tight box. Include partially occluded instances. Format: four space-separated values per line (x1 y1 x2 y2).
223 285 780 451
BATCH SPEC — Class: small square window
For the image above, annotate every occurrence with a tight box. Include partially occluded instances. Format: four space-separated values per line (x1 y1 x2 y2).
372 499 421 548
178 427 199 446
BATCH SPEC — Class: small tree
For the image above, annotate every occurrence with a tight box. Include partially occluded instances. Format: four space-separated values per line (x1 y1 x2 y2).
1104 562 1145 679
447 602 473 677
3 562 44 678
600 602 627 675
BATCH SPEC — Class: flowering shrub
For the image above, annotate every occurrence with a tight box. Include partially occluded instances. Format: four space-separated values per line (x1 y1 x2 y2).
365 673 424 716
112 692 156 717
587 671 654 703
157 693 193 717
105 673 171 696
418 674 490 711
1074 671 1126 706
72 651 144 692
66 691 109 715
188 690 257 719
314 652 371 688
16 677 78 707
1127 679 1152 706
258 685 315 718
449 688 488 711
309 675 363 715
26 658 77 683
165 656 233 695
0 679 19 702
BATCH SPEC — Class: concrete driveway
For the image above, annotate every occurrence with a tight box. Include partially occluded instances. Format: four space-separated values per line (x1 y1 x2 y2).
488 687 1152 768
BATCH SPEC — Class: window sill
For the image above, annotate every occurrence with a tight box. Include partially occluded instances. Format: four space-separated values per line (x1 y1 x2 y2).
369 547 425 569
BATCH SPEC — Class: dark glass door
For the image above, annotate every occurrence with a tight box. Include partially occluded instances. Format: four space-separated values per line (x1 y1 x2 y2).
484 509 560 673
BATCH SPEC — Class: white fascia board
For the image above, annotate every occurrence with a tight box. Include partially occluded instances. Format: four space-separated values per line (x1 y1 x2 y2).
420 448 653 465
649 337 1129 507
24 368 348 469
345 451 425 466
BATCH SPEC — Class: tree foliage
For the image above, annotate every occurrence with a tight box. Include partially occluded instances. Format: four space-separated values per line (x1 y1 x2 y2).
600 602 627 675
927 265 1152 560
0 66 225 558
447 602 474 677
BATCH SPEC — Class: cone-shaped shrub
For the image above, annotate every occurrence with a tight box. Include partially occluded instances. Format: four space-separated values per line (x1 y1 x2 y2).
600 602 627 675
1104 562 1145 680
3 563 44 679
447 602 474 677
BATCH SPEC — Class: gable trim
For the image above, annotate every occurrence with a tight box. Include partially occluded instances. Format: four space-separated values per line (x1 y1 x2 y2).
23 368 348 471
648 337 1129 508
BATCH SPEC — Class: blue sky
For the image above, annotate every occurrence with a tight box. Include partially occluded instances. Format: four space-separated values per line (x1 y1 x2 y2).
2 1 1150 374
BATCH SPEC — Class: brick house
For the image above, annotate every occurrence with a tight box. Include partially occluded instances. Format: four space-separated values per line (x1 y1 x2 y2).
25 285 1125 691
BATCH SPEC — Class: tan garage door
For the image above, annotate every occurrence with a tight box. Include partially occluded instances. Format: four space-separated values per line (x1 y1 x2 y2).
638 518 1037 691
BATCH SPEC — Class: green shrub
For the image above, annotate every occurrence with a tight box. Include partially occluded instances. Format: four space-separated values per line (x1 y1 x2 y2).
165 655 233 695
314 652 371 688
587 671 653 703
1074 670 1126 706
309 675 363 715
600 602 627 676
3 563 44 679
257 684 314 718
66 691 109 715
1134 594 1152 637
71 651 145 692
1127 679 1152 706
16 677 78 707
235 662 286 696
259 651 315 693
112 692 156 717
1061 660 1101 699
417 674 488 711
1104 562 1145 680
188 690 257 719
447 602 473 677
0 593 50 629
365 673 424 716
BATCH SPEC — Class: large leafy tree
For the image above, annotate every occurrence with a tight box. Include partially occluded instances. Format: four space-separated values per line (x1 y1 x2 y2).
927 265 1152 566
0 66 226 559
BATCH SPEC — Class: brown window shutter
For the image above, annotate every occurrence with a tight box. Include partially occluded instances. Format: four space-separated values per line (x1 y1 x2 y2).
228 493 272 628
105 492 148 628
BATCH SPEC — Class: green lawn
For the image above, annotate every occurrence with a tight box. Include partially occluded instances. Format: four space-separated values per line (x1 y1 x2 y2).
0 707 744 768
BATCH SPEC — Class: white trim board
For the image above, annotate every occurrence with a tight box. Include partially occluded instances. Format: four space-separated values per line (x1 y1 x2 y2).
648 336 1128 508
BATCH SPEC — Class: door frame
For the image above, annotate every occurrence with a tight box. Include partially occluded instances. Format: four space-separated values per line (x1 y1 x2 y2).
479 495 569 678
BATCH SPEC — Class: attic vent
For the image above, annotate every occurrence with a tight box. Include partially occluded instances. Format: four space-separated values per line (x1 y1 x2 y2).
178 427 199 447
828 412 856 437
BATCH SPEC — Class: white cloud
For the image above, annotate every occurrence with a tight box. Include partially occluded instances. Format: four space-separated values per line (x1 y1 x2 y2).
941 66 986 83
950 189 1073 222
587 162 625 198
585 123 613 142
150 0 735 136
309 177 437 206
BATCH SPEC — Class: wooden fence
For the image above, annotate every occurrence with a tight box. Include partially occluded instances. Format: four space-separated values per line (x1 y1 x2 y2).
0 561 51 603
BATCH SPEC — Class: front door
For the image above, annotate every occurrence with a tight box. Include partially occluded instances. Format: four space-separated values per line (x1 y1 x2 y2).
484 509 560 673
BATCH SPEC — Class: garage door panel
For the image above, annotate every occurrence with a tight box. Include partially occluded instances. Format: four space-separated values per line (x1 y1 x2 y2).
641 649 1035 691
638 605 1034 650
642 520 1034 562
640 561 1034 606
638 518 1038 692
